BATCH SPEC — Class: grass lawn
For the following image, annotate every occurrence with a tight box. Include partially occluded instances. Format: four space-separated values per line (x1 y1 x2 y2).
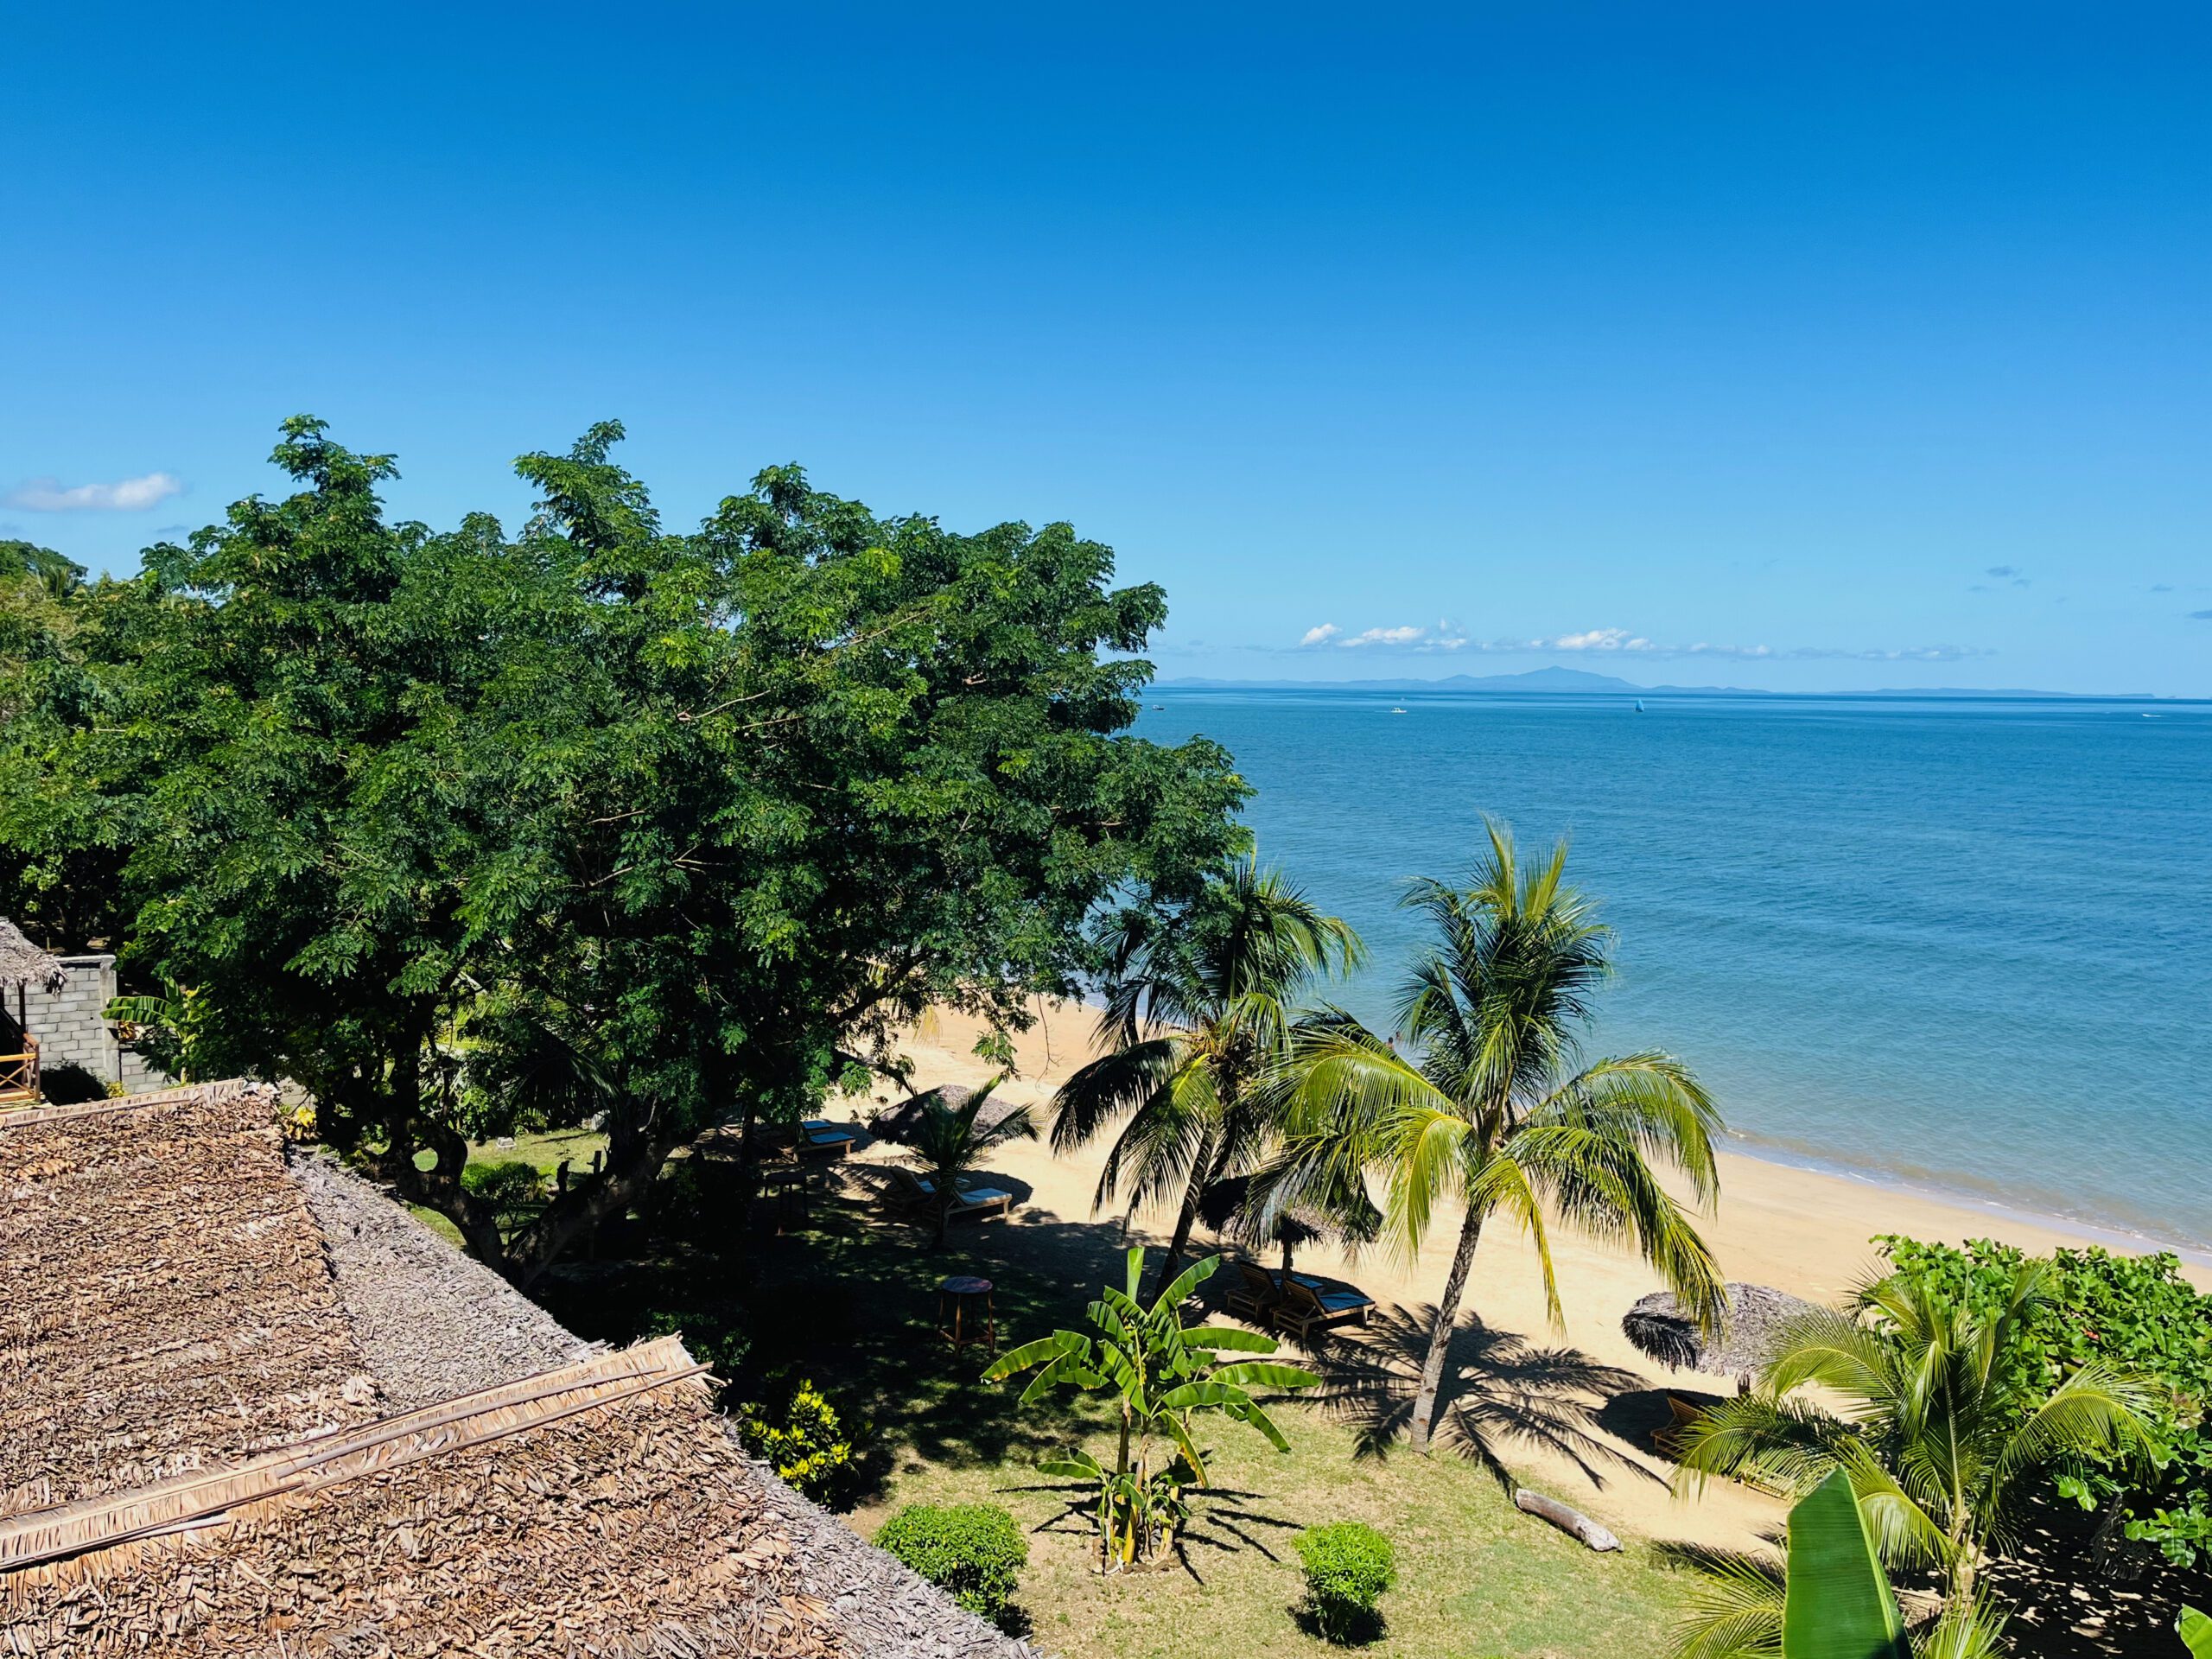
534 1158 1693 1659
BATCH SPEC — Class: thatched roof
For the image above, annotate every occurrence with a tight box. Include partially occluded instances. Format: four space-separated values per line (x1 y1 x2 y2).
869 1082 1027 1145
0 1339 836 1658
0 1079 1036 1659
0 1082 379 1516
0 919 66 995
1622 1282 1823 1380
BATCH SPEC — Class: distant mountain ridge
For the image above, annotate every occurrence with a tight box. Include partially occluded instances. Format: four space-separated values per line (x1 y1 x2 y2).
1157 666 2158 699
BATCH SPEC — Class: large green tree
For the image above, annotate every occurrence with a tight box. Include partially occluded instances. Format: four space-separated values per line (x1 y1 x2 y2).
0 417 1246 1281
1260 823 1726 1453
1051 855 1362 1298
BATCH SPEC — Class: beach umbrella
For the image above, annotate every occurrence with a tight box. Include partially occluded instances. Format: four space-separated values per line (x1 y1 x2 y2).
870 1082 1030 1145
1622 1282 1821 1387
1198 1173 1380 1281
0 918 68 1037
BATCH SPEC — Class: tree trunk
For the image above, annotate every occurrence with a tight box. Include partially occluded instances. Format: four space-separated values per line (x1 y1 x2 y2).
1409 1202 1486 1455
1145 1125 1218 1303
497 1129 679 1287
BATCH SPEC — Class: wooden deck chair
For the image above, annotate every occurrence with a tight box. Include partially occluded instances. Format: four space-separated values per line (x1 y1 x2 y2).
1225 1259 1283 1325
1274 1276 1376 1344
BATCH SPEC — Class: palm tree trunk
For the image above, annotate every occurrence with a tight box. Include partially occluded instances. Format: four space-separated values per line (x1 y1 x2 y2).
1147 1151 1211 1302
1409 1202 1486 1455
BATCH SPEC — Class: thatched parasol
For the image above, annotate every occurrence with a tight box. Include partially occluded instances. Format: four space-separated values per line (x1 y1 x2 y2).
0 917 67 1038
0 918 67 995
1622 1282 1821 1383
868 1082 1029 1145
1198 1173 1381 1281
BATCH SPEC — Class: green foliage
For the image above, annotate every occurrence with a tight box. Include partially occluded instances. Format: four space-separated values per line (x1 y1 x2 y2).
460 1159 547 1238
1879 1235 2212 1567
983 1247 1319 1568
1294 1521 1397 1643
1780 1472 1909 1659
2180 1605 2212 1656
0 416 1245 1280
875 1503 1028 1624
640 1306 752 1398
739 1379 861 1508
1673 1262 2154 1654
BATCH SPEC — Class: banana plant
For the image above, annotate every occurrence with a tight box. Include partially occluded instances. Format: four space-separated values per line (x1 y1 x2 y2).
2180 1605 2212 1656
982 1247 1319 1569
1783 1471 1911 1659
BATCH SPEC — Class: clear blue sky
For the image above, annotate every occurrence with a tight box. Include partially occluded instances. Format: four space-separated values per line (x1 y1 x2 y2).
5 4 2208 694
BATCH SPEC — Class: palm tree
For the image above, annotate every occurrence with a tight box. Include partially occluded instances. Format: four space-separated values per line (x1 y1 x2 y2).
907 1075 1039 1248
1261 822 1726 1454
1052 856 1363 1300
1671 1261 2156 1651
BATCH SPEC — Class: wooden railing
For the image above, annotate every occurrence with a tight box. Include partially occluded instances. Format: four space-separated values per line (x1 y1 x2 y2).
0 1033 37 1103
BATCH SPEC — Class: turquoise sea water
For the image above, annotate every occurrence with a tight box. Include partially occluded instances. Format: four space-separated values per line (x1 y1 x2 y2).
1133 689 2212 1252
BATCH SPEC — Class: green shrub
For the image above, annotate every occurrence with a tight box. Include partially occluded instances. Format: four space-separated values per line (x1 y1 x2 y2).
738 1379 861 1507
1879 1234 2212 1567
1294 1521 1396 1643
459 1158 546 1242
37 1060 115 1105
640 1306 751 1389
875 1503 1028 1624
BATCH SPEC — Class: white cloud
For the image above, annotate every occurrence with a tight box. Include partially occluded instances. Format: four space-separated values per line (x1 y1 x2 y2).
1284 620 1985 664
3 471 183 512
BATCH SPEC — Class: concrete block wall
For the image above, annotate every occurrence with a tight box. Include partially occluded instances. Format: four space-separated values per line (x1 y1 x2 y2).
16 955 169 1093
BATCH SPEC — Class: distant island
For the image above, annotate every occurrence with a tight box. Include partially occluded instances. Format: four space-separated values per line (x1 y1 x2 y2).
1159 666 2167 700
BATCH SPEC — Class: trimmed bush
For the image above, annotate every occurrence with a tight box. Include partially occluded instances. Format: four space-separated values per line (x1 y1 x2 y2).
1294 1521 1396 1643
876 1503 1028 1624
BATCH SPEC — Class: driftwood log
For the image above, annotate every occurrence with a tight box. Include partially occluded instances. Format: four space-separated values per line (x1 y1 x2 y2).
1515 1489 1622 1552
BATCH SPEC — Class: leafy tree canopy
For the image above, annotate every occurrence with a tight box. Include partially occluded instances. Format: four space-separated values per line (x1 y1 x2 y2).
0 416 1247 1279
1879 1234 2212 1570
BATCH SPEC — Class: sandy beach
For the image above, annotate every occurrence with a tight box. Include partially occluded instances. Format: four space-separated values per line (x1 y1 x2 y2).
856 1001 2212 1555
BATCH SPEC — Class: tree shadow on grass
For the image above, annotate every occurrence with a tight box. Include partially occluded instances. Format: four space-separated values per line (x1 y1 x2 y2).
541 1166 1169 1502
1292 1302 1662 1493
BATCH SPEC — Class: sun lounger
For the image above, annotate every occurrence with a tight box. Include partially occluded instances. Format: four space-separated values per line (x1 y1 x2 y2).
1226 1260 1283 1324
794 1119 857 1161
1224 1261 1325 1324
1273 1275 1375 1343
881 1166 1017 1224
1656 1393 1787 1496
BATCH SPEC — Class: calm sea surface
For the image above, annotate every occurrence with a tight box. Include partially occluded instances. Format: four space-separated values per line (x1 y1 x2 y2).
1133 689 2212 1251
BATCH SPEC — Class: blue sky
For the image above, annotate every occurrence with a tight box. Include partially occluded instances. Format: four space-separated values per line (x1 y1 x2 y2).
5 4 2208 694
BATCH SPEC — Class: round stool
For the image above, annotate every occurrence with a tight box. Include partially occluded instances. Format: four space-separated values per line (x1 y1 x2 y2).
937 1275 996 1352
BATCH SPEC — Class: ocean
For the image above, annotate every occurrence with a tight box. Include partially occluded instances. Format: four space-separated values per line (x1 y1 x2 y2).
1131 687 2212 1253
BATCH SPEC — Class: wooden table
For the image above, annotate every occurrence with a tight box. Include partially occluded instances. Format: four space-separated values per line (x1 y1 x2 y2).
936 1274 996 1352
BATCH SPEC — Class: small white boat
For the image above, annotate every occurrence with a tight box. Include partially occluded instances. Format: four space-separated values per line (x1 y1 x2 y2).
1389 705 1408 715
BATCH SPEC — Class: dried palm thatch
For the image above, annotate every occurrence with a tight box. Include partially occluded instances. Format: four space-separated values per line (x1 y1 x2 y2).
0 1082 382 1518
868 1083 1027 1145
0 1338 840 1656
1621 1281 1821 1381
0 922 65 997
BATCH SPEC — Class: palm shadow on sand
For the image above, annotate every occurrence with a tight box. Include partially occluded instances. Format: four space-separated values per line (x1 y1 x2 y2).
1286 1300 1663 1492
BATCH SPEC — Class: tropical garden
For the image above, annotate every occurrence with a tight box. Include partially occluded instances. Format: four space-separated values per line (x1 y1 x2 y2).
5 425 2209 1658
